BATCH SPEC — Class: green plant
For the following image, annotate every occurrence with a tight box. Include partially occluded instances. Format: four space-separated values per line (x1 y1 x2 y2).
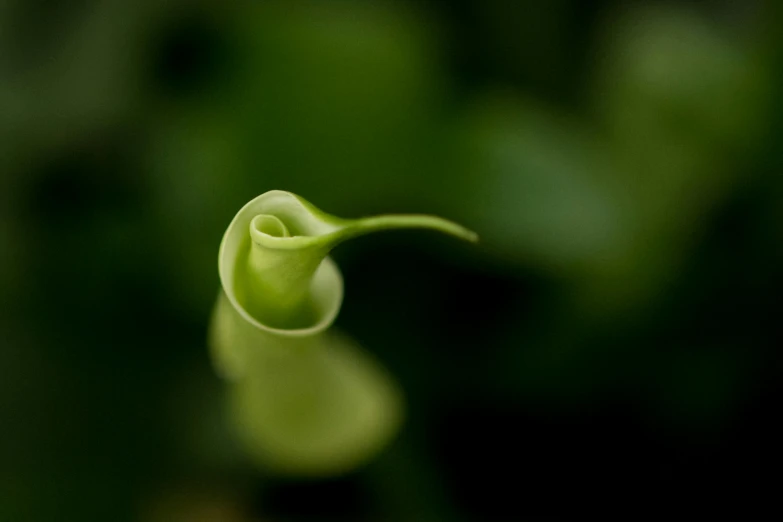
209 190 476 476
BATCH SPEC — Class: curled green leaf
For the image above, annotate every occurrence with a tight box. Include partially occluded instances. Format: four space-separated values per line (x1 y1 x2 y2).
209 190 476 475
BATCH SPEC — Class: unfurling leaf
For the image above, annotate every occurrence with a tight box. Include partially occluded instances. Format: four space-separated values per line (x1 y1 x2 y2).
209 190 476 476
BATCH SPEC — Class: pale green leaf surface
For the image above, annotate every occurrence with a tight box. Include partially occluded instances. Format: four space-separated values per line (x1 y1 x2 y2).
210 190 476 475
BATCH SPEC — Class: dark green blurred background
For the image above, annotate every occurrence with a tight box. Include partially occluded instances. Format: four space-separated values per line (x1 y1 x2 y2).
2 0 782 520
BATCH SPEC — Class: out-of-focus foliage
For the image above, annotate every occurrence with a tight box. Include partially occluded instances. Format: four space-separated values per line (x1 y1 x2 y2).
2 0 782 520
